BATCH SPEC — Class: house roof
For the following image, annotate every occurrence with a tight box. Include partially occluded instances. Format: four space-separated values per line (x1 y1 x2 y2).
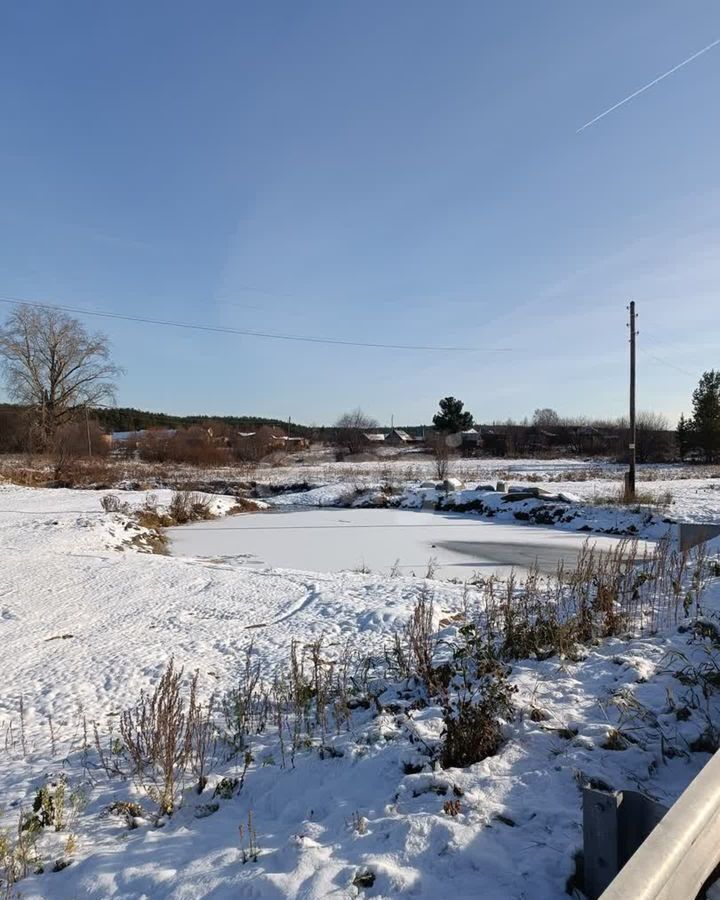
363 433 386 442
112 429 176 442
388 429 412 441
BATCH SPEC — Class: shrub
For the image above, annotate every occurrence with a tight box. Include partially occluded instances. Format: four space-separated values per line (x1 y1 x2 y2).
24 779 67 833
119 661 214 815
101 493 130 514
440 628 516 769
137 428 229 466
135 494 172 529
405 589 439 691
47 456 113 487
0 812 41 891
168 491 213 525
222 644 263 751
429 434 453 480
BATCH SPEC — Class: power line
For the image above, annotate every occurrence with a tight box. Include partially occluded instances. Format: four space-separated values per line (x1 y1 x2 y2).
639 348 696 378
637 329 697 378
0 296 512 353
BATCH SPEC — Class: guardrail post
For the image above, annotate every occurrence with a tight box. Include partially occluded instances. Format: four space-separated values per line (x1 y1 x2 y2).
617 790 668 869
583 788 669 899
583 789 621 899
678 523 720 552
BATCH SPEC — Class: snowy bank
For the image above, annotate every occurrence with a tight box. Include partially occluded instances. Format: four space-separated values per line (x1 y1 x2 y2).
1 484 720 899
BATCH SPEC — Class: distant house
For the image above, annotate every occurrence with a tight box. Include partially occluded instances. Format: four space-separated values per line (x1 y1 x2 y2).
283 436 310 450
362 433 386 446
481 429 508 457
385 429 412 447
236 429 283 452
459 427 482 449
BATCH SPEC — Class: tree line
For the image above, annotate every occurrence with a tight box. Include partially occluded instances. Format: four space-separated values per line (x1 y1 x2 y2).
1 304 718 464
94 408 311 437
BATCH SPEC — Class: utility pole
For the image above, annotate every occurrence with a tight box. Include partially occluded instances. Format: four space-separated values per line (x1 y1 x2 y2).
627 301 637 499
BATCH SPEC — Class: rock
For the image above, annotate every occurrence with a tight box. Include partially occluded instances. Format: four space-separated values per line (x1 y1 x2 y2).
442 478 463 492
476 484 497 492
496 481 507 492
558 491 582 503
420 481 437 489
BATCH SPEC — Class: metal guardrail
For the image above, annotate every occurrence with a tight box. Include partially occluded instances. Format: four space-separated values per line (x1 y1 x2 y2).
598 750 720 900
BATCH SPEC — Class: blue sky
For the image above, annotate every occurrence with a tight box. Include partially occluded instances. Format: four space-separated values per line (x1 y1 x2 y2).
1 1 718 426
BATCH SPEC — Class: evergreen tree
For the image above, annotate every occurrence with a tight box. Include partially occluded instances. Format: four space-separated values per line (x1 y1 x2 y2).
690 370 720 462
676 413 691 460
432 397 474 433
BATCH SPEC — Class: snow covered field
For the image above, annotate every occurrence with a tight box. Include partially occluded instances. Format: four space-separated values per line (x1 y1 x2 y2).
253 459 720 525
1 480 720 899
168 507 656 579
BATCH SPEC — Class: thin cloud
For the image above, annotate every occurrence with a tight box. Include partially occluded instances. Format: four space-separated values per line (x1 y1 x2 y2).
577 37 720 132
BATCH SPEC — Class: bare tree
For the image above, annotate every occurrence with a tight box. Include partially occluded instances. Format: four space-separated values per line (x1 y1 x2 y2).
0 305 121 446
335 408 378 455
532 408 560 427
430 433 453 480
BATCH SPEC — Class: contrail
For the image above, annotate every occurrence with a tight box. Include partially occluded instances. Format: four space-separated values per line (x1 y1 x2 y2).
577 37 720 132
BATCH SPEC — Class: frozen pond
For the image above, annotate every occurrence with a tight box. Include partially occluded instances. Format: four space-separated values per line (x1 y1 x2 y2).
168 508 655 579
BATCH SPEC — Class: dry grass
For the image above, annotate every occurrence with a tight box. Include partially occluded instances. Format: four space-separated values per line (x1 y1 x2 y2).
228 497 265 513
0 811 41 893
119 660 215 815
126 490 216 531
588 488 674 511
472 536 701 652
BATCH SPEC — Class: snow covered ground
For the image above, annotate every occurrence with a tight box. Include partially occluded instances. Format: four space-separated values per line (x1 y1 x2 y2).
130 455 720 525
4 452 717 522
1 481 720 899
256 460 720 525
